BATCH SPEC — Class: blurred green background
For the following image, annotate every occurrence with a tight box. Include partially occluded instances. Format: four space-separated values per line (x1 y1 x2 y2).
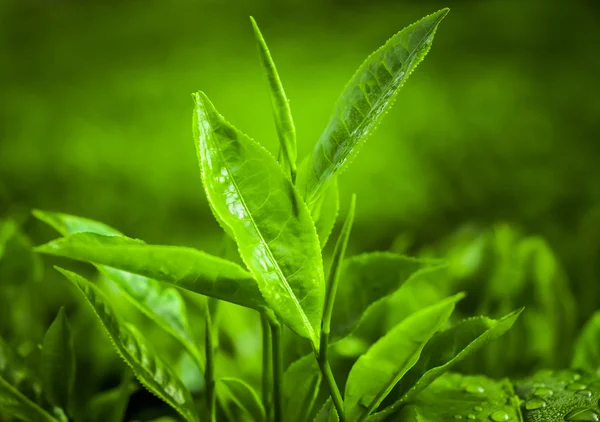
1 0 600 412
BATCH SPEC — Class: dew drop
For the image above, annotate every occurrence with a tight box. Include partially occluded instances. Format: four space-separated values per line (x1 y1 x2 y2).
564 408 600 421
567 383 588 392
578 390 593 397
474 406 483 412
466 385 485 394
454 416 462 420
525 397 547 410
574 373 582 381
489 411 510 421
467 415 476 420
534 387 554 397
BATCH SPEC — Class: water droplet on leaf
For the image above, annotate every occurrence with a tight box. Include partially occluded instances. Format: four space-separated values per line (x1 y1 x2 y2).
534 387 554 397
465 385 485 394
567 383 588 392
525 397 547 410
564 408 600 421
467 415 476 420
578 390 593 397
489 411 510 421
474 406 483 412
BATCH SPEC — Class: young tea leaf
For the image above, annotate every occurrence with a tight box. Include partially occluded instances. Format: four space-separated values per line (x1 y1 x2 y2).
572 311 600 376
0 376 58 422
283 355 322 422
314 398 339 422
41 307 76 412
33 210 205 371
312 178 340 249
35 232 264 310
250 17 297 181
344 293 464 421
55 267 198 422
375 310 522 420
193 91 325 347
379 373 521 422
298 8 449 206
331 253 438 341
217 377 265 422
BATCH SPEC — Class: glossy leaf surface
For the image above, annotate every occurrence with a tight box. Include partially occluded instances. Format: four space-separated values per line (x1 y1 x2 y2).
572 311 600 375
217 377 265 422
332 253 436 341
344 293 463 421
283 355 322 422
298 9 449 205
41 307 75 411
193 91 324 346
36 232 263 310
250 17 297 180
56 267 198 422
33 210 204 370
386 373 521 422
0 376 58 422
313 178 340 248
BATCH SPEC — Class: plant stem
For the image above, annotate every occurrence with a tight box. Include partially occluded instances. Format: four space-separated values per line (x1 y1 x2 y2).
317 332 348 422
266 312 283 422
261 313 273 422
204 300 216 422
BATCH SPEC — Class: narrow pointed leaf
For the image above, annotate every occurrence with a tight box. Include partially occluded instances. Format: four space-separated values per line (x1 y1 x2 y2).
344 293 464 421
35 232 264 310
313 399 339 422
217 377 265 422
0 376 58 422
572 311 600 375
33 210 205 371
250 17 297 180
375 310 522 420
0 336 42 404
284 355 322 422
313 178 340 248
55 267 198 422
332 253 439 341
41 307 75 411
193 91 324 346
298 9 449 205
87 371 137 422
381 373 521 422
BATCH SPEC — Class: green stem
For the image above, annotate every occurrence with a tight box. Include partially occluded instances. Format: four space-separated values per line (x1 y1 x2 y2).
317 332 348 422
266 313 283 422
204 301 216 422
261 313 273 422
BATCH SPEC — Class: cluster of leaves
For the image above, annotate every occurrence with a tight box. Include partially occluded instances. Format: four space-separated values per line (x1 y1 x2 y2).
2 7 600 422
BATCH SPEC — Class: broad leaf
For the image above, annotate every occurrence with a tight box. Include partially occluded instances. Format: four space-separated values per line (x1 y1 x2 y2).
385 373 521 422
55 267 198 422
0 376 58 422
33 210 205 371
284 355 322 422
41 307 75 411
87 371 137 422
217 377 265 422
193 91 324 346
298 9 449 206
572 311 600 376
515 369 600 422
344 293 464 421
332 253 437 341
375 310 522 420
35 233 263 310
250 17 297 180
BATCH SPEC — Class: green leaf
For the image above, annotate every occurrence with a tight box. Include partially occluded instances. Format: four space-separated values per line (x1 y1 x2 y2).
344 293 464 422
384 373 521 422
193 91 325 346
41 307 75 411
33 210 205 371
314 399 339 422
87 371 137 422
250 17 297 181
375 310 522 420
298 9 449 206
515 369 600 422
312 178 340 248
217 377 265 422
55 267 198 422
572 311 600 376
284 355 322 422
0 336 42 403
332 253 437 341
35 232 264 310
0 376 58 422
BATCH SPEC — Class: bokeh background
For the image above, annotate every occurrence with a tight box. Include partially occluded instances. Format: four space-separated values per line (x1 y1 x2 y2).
1 0 600 418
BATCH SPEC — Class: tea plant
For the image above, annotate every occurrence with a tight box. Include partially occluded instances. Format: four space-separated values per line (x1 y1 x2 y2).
2 7 600 422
